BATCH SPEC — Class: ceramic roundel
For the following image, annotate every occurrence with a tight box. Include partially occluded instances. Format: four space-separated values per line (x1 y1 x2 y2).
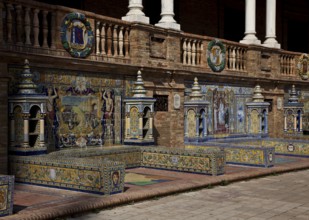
297 54 309 80
60 12 94 58
207 39 226 72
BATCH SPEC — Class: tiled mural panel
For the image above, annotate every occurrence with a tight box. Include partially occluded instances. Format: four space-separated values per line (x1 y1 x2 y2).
9 67 129 149
187 84 253 136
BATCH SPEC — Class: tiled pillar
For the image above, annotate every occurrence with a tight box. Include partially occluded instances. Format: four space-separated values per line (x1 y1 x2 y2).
125 112 130 138
300 113 303 132
195 114 200 138
148 113 154 139
284 115 287 132
39 114 45 147
184 113 188 137
155 0 180 30
259 113 263 134
240 0 261 45
203 113 207 137
263 0 281 48
23 114 30 147
122 0 149 24
138 112 143 140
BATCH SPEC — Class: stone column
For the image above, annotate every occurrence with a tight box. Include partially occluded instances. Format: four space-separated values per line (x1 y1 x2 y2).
23 114 30 147
263 0 280 48
284 114 287 132
122 0 149 24
155 0 180 30
294 114 297 132
240 0 261 45
39 114 45 147
148 114 154 139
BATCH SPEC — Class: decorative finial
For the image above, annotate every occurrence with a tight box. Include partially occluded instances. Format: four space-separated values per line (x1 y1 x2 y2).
17 59 38 95
189 77 203 101
252 85 264 102
132 70 147 98
288 85 299 103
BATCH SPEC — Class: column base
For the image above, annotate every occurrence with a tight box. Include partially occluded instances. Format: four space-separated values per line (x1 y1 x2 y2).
240 35 261 45
263 38 281 49
122 15 149 24
155 22 181 31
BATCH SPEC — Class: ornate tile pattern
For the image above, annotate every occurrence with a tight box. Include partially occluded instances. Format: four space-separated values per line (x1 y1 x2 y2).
0 175 14 217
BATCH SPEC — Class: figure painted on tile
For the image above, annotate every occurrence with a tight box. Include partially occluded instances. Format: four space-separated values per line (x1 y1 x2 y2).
213 89 228 134
101 89 114 143
47 86 58 123
112 171 120 187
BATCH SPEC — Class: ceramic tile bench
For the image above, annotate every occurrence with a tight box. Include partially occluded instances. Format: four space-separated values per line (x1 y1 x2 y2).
0 175 14 217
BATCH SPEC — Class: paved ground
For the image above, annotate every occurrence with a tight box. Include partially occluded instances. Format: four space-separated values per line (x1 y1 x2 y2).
4 155 309 220
69 169 309 220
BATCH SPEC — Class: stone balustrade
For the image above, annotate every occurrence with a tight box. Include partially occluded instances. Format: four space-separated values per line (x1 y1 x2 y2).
0 0 306 84
181 36 203 66
280 53 296 76
225 42 247 72
94 19 131 60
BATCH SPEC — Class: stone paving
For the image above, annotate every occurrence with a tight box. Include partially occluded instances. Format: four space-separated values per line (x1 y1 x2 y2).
69 169 309 220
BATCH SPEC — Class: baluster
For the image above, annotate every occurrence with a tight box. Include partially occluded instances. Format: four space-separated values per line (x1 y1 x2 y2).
226 46 230 69
283 56 287 74
0 2 5 43
196 41 201 65
96 21 100 55
182 39 187 64
113 25 118 56
24 7 31 45
232 48 236 70
287 57 291 75
291 57 294 75
50 11 56 49
107 24 112 56
239 48 244 71
199 42 203 65
16 5 23 45
192 40 196 65
280 56 283 74
119 26 124 57
6 3 13 43
243 49 247 71
124 27 130 57
42 10 49 48
187 40 191 65
236 48 240 70
100 23 106 55
228 47 232 70
33 9 40 47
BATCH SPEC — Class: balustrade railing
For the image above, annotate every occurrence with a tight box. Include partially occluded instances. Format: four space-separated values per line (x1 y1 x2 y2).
0 0 131 60
0 0 56 50
181 37 203 66
225 43 247 72
280 53 296 76
95 20 130 58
